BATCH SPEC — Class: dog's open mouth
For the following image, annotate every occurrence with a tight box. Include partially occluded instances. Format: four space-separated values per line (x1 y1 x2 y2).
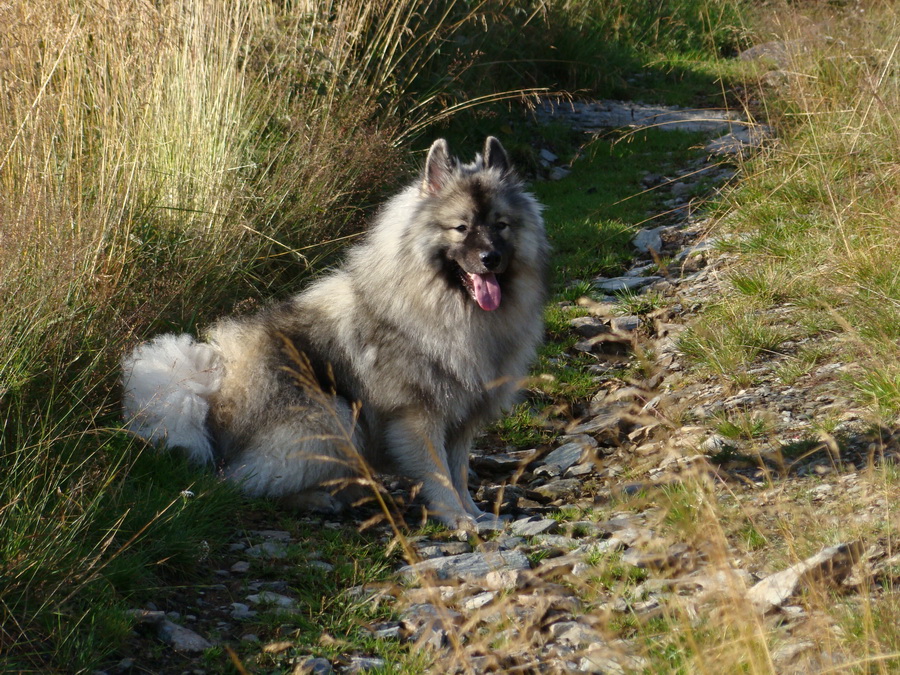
460 270 501 311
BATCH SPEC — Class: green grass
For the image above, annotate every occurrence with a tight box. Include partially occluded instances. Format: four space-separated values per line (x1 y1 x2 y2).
677 303 791 384
532 128 714 288
712 410 772 441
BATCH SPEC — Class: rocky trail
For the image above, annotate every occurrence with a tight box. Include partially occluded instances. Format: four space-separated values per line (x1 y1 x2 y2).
105 98 900 675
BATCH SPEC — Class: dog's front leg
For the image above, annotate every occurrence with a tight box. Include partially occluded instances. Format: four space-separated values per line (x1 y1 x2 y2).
385 414 473 531
445 426 484 518
446 428 506 531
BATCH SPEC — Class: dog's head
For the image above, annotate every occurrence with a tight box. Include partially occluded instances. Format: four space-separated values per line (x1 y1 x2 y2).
420 137 544 311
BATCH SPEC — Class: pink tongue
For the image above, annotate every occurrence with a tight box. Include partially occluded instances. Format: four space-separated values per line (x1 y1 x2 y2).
469 272 501 311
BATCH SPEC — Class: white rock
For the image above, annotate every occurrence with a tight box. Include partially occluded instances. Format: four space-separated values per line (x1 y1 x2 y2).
747 541 864 612
461 591 496 610
632 227 663 254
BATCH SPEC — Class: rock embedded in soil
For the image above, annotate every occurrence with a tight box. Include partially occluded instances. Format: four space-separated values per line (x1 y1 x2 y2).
510 517 559 537
748 541 865 613
594 275 663 293
569 315 609 338
294 657 335 674
531 478 582 501
632 227 664 254
246 591 296 608
400 603 460 650
539 437 596 472
398 550 530 583
345 655 386 673
156 620 213 653
245 541 289 559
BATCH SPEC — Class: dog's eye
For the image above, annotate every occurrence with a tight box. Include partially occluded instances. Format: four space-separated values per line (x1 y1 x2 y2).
455 224 468 233
495 221 509 230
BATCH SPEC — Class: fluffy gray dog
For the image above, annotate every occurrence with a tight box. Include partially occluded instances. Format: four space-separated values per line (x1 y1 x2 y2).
122 136 548 530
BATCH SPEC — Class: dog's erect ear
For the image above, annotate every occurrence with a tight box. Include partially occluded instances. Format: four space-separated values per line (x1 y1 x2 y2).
423 138 455 195
483 136 509 173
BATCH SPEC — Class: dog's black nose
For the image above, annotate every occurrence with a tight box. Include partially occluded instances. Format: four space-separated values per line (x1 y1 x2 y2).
480 251 502 270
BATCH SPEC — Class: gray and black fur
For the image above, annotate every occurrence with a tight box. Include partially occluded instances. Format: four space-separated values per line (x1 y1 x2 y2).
122 137 548 530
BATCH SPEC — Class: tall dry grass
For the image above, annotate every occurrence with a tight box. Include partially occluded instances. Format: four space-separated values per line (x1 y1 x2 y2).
0 0 477 667
665 1 900 671
688 1 900 416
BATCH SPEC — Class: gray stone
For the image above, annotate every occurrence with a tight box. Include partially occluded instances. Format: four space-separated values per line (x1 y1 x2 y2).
548 620 603 646
706 125 772 157
510 517 559 537
532 478 581 501
536 99 743 134
624 263 658 277
461 590 496 610
700 434 731 453
533 534 578 548
471 449 537 473
246 541 289 559
156 620 213 653
632 227 663 254
230 603 257 620
344 656 385 675
294 657 335 675
126 608 166 625
549 166 571 181
250 529 292 541
568 406 626 441
565 462 595 477
772 640 816 667
569 316 609 338
540 438 594 471
369 621 403 639
230 561 251 574
399 550 530 582
400 603 460 650
611 315 640 333
415 541 473 559
539 148 559 163
246 591 296 609
748 541 864 612
533 463 562 478
594 275 663 293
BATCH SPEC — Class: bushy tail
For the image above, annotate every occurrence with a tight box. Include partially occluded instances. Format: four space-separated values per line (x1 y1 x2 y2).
121 333 223 465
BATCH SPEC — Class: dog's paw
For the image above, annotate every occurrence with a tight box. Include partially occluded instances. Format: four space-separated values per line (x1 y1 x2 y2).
437 512 478 534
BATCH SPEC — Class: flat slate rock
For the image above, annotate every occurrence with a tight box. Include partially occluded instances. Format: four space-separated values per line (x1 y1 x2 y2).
157 620 213 653
470 449 537 473
594 275 663 293
748 541 863 612
537 99 743 134
569 315 609 338
531 478 582 501
510 517 559 537
399 550 530 582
